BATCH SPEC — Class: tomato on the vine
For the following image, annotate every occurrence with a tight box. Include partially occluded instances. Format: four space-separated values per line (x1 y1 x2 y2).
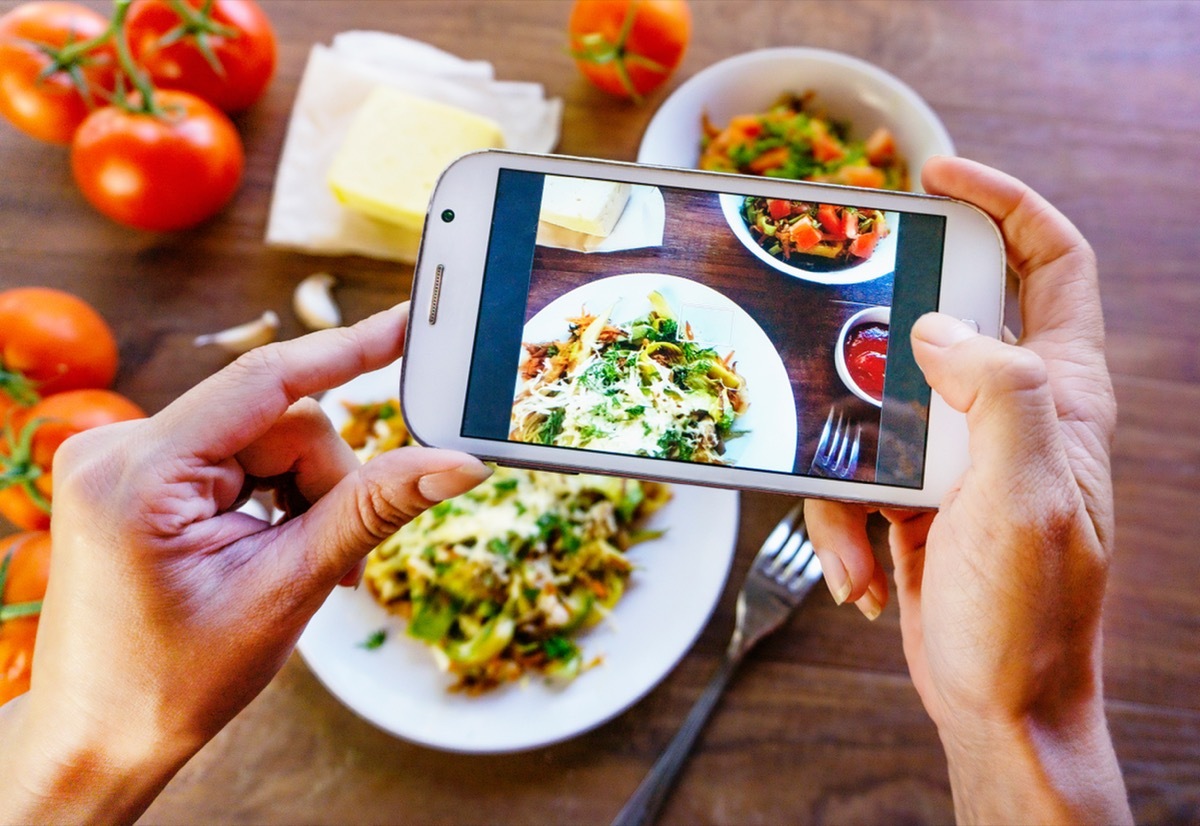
71 89 244 232
126 0 276 114
1 531 51 608
0 287 119 401
0 530 49 705
0 389 145 530
0 1 117 143
0 616 38 705
568 0 691 101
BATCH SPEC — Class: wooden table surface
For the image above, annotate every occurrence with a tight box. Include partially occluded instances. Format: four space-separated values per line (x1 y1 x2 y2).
2 1 1198 823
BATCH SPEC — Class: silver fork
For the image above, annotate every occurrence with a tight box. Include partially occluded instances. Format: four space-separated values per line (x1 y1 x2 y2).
611 504 822 826
810 406 862 479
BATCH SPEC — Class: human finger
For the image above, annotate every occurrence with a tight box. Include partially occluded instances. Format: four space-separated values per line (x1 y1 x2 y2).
854 560 889 621
269 446 492 595
804 499 876 605
234 397 359 506
921 156 1102 354
911 313 1071 488
154 304 409 464
881 509 934 609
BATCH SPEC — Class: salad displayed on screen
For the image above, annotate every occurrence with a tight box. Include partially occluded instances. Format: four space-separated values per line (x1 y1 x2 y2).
741 198 890 269
510 290 749 464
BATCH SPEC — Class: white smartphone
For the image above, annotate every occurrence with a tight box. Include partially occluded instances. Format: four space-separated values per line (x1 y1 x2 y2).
401 150 1004 508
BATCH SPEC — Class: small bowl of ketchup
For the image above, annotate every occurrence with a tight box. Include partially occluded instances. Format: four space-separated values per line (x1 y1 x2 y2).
835 306 890 406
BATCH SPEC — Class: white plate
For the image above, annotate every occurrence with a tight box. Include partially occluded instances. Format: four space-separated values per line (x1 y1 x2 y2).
297 361 740 753
718 194 900 285
637 47 955 192
520 273 798 472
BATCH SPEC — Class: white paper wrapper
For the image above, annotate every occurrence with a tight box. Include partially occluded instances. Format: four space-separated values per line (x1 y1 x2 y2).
265 32 562 263
535 185 666 253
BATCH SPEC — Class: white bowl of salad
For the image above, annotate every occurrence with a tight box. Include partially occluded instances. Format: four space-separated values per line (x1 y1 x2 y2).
638 47 954 192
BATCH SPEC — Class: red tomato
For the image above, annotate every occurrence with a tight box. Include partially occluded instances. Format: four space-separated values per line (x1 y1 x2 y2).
817 203 845 239
0 616 38 705
0 287 119 399
767 199 792 221
0 2 117 143
849 230 879 259
568 0 691 101
790 217 822 251
811 130 846 165
70 90 244 232
1 531 51 606
0 389 145 530
836 165 887 189
865 127 896 166
126 0 276 114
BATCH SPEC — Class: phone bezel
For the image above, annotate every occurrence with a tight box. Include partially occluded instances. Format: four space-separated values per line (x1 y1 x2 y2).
401 150 1004 508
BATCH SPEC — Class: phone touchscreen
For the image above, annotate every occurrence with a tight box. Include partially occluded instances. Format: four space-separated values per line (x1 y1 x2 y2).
459 170 947 489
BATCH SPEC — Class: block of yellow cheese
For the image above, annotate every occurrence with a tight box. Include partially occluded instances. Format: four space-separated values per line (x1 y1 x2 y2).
539 175 631 238
328 87 505 232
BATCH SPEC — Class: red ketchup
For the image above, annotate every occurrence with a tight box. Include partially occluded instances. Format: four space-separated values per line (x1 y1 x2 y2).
844 322 888 402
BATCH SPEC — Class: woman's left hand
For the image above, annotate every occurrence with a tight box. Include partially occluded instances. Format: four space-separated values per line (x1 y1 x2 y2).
0 304 491 823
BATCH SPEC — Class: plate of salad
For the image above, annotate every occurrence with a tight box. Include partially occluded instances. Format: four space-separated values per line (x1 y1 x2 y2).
514 273 798 473
296 359 740 753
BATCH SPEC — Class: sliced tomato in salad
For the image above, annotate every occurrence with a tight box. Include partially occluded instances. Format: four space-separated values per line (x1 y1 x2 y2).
789 217 822 251
865 128 896 166
817 203 844 239
836 165 887 189
767 199 793 221
849 230 879 259
747 146 788 175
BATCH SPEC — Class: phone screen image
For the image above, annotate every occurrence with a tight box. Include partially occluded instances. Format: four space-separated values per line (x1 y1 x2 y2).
459 169 946 489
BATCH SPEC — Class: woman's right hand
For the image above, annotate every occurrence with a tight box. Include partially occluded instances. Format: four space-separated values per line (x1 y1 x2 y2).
804 156 1130 824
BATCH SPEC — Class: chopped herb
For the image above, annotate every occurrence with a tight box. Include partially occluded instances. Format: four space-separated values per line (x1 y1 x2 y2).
537 408 565 444
542 635 578 662
358 629 388 650
377 402 397 420
487 537 513 559
493 478 519 493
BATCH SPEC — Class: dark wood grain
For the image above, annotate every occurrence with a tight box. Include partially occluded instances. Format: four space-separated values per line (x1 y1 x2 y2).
1 1 1198 824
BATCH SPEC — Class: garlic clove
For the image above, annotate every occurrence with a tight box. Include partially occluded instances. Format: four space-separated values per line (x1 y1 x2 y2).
294 272 342 330
193 311 280 353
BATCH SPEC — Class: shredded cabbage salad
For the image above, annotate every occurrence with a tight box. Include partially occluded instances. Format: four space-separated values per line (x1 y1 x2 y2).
342 402 669 694
511 291 749 465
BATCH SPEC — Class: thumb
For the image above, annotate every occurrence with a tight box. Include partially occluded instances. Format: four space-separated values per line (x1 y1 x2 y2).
911 312 1067 488
279 446 492 590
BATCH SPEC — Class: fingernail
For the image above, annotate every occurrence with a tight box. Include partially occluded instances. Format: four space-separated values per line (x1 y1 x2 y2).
913 312 977 349
855 582 885 621
812 548 852 605
418 461 492 502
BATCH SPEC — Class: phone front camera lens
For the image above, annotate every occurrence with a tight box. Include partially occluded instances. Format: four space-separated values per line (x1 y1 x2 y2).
441 209 455 223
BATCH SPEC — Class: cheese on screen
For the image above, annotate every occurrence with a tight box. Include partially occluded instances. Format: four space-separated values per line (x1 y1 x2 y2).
539 176 631 238
327 87 504 232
